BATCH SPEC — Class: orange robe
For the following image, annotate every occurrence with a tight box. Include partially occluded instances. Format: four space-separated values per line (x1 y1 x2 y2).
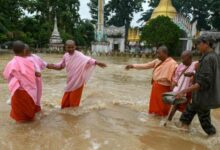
134 58 178 116
149 82 171 116
11 90 40 122
61 85 84 109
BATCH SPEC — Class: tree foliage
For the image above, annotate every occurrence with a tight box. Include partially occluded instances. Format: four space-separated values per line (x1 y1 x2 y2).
88 0 145 43
0 0 95 48
87 0 110 25
141 16 182 55
139 0 220 30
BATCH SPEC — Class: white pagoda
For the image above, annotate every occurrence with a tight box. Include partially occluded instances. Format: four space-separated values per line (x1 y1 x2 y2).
49 16 64 52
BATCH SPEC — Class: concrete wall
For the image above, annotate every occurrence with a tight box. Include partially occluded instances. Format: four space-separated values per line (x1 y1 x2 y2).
107 38 125 52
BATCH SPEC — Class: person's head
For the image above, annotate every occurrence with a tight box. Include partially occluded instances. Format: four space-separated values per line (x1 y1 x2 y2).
181 50 192 66
12 41 25 56
156 45 169 61
24 44 31 56
197 35 214 53
65 40 76 54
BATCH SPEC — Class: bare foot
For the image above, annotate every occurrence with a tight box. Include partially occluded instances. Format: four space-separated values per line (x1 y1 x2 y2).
174 122 190 132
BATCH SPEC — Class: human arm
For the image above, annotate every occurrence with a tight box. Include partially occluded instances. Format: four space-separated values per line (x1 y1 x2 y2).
176 58 214 98
95 61 107 68
184 72 195 77
35 72 41 77
125 59 158 70
176 83 200 98
47 57 65 70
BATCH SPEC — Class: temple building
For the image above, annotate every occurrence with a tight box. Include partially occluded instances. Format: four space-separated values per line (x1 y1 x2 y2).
128 28 140 45
92 0 125 53
49 16 64 52
127 28 141 52
128 0 196 52
105 26 125 52
151 0 177 19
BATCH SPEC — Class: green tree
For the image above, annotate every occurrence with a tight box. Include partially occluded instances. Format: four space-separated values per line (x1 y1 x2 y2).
139 0 218 30
0 0 84 47
87 0 110 25
73 20 95 47
209 0 220 30
30 0 81 35
141 16 182 55
0 0 24 42
107 0 145 43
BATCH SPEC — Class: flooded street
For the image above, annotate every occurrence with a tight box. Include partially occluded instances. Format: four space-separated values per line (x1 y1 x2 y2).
0 53 220 150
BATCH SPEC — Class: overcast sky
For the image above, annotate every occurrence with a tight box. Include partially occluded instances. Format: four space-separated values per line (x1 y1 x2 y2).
79 0 149 27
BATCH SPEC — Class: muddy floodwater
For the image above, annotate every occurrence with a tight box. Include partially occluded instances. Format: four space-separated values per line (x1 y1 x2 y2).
0 53 220 150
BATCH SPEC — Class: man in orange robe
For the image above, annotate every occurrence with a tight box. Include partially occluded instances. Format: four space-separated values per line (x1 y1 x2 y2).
3 41 39 122
125 46 178 116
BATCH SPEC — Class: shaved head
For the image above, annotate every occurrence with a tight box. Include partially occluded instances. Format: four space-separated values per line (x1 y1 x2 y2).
65 40 75 46
24 44 31 56
181 50 192 59
24 44 30 50
156 45 169 61
181 50 193 66
13 40 25 55
65 40 76 54
158 45 169 55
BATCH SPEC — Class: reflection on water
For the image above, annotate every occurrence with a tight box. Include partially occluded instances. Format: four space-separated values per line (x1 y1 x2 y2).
0 53 219 150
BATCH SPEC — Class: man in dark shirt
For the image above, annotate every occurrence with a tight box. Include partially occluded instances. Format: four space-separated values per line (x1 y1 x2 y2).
176 35 220 136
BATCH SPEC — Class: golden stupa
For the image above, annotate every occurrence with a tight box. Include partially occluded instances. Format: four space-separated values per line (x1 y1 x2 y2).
128 28 140 43
127 0 177 43
151 0 177 19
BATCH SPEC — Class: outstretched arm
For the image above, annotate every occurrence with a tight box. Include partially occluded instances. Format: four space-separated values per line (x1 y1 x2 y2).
47 64 64 70
95 61 107 68
125 59 158 70
47 58 65 70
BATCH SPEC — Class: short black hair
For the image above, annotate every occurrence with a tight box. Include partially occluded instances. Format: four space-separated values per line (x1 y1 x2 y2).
13 41 25 55
197 34 215 48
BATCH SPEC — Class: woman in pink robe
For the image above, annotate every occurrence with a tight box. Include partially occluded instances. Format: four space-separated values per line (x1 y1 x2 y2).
172 51 198 112
27 53 47 111
3 41 39 122
47 40 107 109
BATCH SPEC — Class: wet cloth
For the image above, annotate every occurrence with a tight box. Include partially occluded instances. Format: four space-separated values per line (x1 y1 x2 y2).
3 56 39 121
61 85 84 109
133 58 177 86
193 51 220 109
11 90 40 122
52 51 96 108
149 82 172 116
27 54 47 108
172 62 197 112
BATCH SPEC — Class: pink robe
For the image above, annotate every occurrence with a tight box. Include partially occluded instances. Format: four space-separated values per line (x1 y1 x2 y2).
53 51 96 92
173 61 197 93
27 54 47 107
3 56 38 104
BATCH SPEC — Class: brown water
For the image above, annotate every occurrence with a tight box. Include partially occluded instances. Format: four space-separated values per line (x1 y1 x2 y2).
0 53 220 150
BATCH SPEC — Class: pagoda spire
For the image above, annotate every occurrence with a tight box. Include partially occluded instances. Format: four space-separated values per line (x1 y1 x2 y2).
151 0 177 19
